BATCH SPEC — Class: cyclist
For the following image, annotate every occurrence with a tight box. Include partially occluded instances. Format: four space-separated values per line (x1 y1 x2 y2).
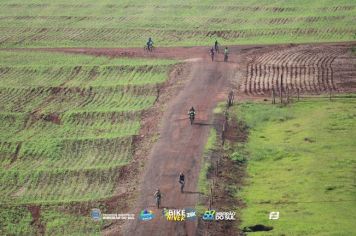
210 47 215 61
214 40 219 53
228 90 234 106
224 47 229 62
179 172 185 193
154 188 161 208
147 37 154 51
188 106 196 125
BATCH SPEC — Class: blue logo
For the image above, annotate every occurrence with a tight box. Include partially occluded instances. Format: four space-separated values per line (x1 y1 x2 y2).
139 209 155 221
202 210 216 221
91 208 101 221
185 208 197 220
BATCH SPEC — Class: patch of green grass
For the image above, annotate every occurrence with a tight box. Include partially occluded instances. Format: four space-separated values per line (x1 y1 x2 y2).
0 51 176 89
41 209 102 235
196 127 219 216
0 50 176 66
198 161 211 196
198 128 217 195
235 98 356 235
213 102 226 114
0 206 35 235
0 1 355 47
204 128 217 153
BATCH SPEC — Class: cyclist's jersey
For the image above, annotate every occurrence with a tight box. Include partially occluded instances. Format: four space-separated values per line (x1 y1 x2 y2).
179 174 185 182
155 191 161 198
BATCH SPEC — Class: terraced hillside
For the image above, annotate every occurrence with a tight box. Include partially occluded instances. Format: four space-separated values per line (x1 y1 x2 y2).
0 50 175 235
240 44 356 95
0 0 355 47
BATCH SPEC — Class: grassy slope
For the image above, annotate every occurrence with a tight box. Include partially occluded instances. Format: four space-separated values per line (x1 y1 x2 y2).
198 128 217 194
0 0 355 47
197 128 217 215
235 98 356 235
0 51 175 234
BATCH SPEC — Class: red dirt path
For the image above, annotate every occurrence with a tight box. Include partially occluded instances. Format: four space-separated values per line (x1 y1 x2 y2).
119 61 235 236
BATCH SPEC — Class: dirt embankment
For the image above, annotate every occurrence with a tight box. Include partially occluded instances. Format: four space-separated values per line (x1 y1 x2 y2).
196 112 248 236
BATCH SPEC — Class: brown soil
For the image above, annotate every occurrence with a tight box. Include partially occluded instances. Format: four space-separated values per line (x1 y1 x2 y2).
42 113 61 124
240 43 356 95
103 62 194 236
28 205 45 235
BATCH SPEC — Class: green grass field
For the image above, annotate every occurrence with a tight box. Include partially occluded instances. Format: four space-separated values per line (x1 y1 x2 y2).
233 98 356 235
0 50 175 234
0 0 355 48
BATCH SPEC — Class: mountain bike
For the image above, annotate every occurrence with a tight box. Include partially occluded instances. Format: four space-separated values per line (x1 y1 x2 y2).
189 113 195 125
179 180 185 193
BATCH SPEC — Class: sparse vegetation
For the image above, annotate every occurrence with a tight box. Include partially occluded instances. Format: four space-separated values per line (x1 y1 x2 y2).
0 206 35 235
41 209 103 235
198 128 217 195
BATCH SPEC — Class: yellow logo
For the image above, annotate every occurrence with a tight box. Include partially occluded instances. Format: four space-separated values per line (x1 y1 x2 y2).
163 209 186 221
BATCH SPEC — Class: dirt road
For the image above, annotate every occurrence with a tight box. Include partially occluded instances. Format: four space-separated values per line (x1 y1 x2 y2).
119 58 235 236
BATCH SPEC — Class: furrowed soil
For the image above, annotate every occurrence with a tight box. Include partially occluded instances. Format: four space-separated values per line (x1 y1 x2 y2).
21 42 355 235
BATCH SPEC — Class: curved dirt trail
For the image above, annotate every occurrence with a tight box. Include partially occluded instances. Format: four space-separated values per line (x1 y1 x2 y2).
120 59 235 236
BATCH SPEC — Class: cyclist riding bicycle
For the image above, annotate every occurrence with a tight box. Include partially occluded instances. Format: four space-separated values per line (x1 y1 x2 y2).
188 107 196 116
179 172 185 193
188 106 196 125
214 40 219 53
224 47 229 62
147 37 154 51
154 188 161 208
210 47 215 61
